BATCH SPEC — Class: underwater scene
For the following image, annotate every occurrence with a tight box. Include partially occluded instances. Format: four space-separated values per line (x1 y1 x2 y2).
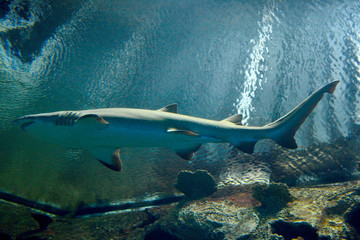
1 0 360 239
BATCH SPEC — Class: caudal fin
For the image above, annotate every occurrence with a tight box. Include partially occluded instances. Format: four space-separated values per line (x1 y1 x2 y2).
265 81 339 149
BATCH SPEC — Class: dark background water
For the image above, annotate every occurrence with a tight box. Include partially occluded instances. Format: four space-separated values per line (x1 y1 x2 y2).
0 0 359 209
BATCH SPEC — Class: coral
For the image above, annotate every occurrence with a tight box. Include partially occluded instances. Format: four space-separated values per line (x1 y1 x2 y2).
175 170 217 199
252 182 293 214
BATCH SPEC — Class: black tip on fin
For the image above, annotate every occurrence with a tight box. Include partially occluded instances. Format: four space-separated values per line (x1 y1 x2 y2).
327 80 339 93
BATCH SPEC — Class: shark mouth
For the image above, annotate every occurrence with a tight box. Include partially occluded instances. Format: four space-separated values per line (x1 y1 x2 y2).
21 121 34 131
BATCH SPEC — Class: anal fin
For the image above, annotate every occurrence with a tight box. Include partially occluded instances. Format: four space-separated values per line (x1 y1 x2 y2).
89 148 122 171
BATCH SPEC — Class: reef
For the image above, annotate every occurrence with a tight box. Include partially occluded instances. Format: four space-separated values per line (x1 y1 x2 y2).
217 133 360 188
267 137 360 187
3 180 360 239
1 136 360 239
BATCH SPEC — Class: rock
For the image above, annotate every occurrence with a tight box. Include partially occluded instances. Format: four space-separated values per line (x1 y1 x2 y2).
2 180 360 239
270 219 319 240
265 181 360 240
219 154 272 187
0 232 11 240
344 203 360 237
144 227 181 240
252 182 293 214
176 201 259 240
267 138 360 187
31 213 53 230
175 170 217 199
216 137 360 191
2 136 360 239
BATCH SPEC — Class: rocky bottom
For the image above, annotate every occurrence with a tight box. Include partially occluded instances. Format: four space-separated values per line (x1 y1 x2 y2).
1 180 360 240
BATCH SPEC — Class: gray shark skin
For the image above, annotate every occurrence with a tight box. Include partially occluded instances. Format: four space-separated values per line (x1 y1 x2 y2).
13 81 339 171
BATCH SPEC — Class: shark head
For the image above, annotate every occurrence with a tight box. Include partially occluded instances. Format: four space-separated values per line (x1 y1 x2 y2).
14 113 60 132
13 111 81 144
13 111 109 145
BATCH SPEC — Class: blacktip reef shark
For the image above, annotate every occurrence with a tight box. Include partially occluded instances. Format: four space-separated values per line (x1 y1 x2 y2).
14 81 339 172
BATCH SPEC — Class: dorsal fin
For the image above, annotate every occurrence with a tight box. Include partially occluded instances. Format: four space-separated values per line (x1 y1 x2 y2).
158 103 178 113
221 114 243 125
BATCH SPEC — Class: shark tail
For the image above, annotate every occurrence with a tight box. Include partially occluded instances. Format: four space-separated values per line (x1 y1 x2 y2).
264 80 339 150
231 81 339 154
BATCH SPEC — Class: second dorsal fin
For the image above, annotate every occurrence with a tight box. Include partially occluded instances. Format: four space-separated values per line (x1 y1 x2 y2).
221 114 243 125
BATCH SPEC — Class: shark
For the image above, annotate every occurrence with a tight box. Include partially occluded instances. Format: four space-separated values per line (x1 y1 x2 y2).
13 81 339 172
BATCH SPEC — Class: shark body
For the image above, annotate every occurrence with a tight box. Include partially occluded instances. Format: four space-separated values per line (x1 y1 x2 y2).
14 81 339 171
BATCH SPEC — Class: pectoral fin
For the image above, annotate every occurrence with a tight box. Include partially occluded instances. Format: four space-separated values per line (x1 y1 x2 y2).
89 148 122 171
172 144 202 160
167 128 200 136
167 128 222 142
75 114 109 130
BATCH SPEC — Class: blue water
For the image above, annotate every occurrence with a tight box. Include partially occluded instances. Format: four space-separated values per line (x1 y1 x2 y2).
0 0 359 209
